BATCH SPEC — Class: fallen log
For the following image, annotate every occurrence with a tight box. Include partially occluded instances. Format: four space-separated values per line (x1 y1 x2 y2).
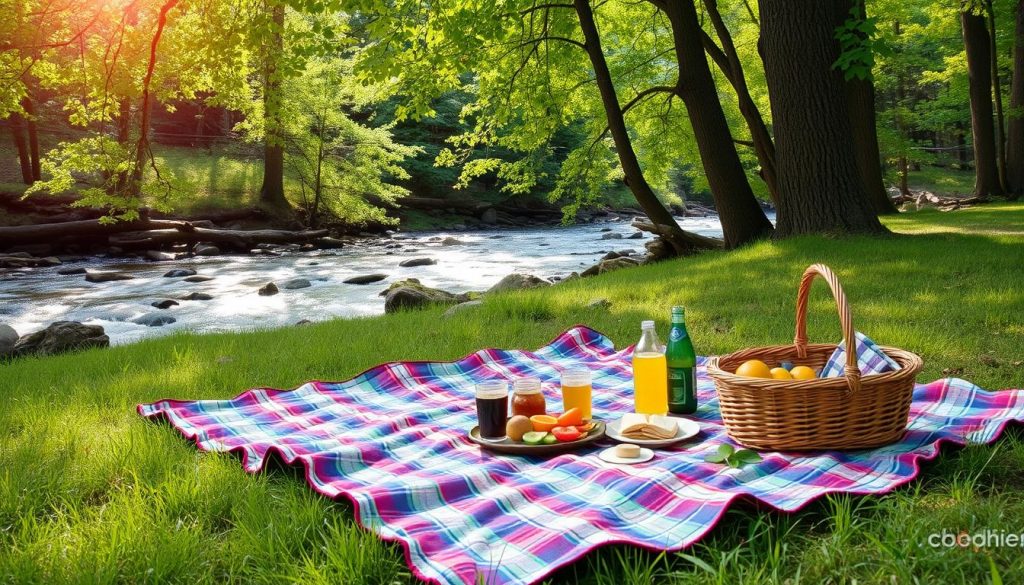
631 218 724 250
109 227 329 249
0 218 203 247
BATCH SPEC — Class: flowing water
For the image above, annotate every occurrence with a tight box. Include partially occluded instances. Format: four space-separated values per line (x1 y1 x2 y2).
0 215 727 345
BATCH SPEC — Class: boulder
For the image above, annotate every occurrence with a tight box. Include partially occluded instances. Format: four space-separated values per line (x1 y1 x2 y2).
184 275 214 283
344 273 388 285
600 227 613 232
443 300 484 318
381 278 467 314
601 251 622 261
0 324 18 357
152 300 180 309
194 244 221 256
146 250 177 262
12 321 109 357
181 292 214 301
316 237 346 249
133 313 176 327
300 243 317 252
163 269 196 278
283 278 312 290
644 237 674 263
486 273 550 294
40 257 62 266
399 257 437 268
58 267 88 275
600 232 624 240
85 271 135 283
258 282 279 296
440 237 463 246
581 256 641 278
628 232 644 239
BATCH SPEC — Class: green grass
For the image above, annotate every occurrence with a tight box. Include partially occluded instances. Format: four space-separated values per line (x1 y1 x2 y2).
901 166 978 197
2 204 1024 584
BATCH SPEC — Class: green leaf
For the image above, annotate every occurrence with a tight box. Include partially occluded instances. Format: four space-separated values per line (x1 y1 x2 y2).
704 443 734 464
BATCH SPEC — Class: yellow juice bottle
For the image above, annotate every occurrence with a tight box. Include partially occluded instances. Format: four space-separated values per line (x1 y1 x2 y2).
633 320 668 415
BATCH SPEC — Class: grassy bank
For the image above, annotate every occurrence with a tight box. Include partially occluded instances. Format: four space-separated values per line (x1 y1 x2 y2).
2 203 1023 584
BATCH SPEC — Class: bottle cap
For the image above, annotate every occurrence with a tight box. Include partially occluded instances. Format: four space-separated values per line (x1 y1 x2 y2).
641 320 655 329
671 306 684 315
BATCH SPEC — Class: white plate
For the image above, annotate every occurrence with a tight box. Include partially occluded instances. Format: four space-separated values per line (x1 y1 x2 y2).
598 446 654 464
606 416 701 447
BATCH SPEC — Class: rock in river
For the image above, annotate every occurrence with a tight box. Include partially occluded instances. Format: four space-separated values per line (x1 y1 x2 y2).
181 292 214 301
12 321 109 357
194 244 221 256
258 282 279 296
344 273 388 285
152 300 180 309
184 275 214 283
380 278 467 313
0 324 18 357
600 232 624 240
163 269 196 278
283 278 312 290
58 267 88 275
85 271 135 283
486 273 550 294
133 313 176 327
581 256 640 278
399 257 437 268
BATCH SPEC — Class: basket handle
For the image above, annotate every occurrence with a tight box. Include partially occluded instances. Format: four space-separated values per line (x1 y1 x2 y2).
793 264 861 393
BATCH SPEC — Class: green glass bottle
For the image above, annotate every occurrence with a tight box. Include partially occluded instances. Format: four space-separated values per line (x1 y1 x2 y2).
667 306 697 414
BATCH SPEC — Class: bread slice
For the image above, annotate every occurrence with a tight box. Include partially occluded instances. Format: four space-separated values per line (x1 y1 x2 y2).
618 413 678 440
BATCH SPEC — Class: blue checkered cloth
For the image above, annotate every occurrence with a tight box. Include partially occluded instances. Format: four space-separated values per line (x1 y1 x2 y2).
822 331 901 377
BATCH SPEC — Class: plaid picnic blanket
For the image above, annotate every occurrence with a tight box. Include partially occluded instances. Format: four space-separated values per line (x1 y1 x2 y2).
138 326 1024 585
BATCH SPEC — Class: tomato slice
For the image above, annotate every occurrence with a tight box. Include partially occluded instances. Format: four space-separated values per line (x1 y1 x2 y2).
551 426 582 442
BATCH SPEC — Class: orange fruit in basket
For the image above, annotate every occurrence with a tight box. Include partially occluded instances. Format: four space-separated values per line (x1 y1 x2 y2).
735 359 772 378
530 414 559 432
790 366 817 380
769 367 793 380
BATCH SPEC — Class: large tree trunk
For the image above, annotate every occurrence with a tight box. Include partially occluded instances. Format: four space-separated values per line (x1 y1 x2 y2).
8 117 33 185
962 6 1004 197
661 0 774 248
259 1 289 209
1007 0 1024 199
759 0 886 236
20 97 40 181
572 0 721 255
701 0 779 207
847 0 897 215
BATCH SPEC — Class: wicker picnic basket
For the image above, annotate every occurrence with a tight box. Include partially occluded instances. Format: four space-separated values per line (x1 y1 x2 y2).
706 264 923 451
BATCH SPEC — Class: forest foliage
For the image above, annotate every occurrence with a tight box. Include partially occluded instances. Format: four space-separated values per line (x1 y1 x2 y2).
0 0 1021 228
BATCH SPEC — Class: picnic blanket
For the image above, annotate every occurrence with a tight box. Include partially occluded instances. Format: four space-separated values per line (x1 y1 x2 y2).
138 326 1024 585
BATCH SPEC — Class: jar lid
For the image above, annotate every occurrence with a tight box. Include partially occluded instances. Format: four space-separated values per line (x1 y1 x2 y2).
513 377 542 394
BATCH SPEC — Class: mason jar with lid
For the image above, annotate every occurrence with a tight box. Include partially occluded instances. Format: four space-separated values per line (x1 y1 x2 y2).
511 377 547 417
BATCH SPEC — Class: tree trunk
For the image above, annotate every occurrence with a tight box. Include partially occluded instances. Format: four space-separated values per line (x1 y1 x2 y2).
572 0 721 254
846 1 897 215
259 1 289 209
661 0 774 247
1007 0 1024 198
962 6 1004 197
702 0 779 207
759 0 886 236
8 117 33 185
985 0 1008 188
20 97 40 181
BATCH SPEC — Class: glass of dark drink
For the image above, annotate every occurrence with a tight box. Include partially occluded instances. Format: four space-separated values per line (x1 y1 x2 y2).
475 380 509 441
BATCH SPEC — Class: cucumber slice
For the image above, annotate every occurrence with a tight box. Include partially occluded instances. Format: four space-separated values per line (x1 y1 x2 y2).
522 431 547 445
541 433 558 445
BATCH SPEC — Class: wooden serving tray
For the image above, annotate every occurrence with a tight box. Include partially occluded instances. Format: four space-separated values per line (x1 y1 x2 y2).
467 421 606 455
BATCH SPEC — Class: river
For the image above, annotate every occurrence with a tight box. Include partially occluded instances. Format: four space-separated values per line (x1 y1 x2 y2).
0 215 726 345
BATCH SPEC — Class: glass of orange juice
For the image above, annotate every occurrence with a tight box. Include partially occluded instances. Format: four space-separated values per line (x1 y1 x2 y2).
560 369 593 420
